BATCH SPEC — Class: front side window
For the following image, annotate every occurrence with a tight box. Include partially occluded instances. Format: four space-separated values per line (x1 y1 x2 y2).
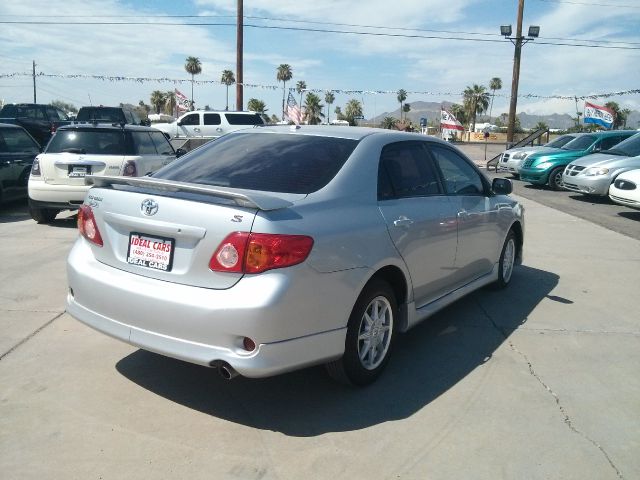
132 131 158 155
378 142 441 200
46 129 128 155
153 132 358 194
429 145 484 195
180 113 200 126
203 113 221 126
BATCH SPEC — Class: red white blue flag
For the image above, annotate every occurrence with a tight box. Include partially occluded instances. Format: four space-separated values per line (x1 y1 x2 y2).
175 89 191 114
440 108 464 131
584 101 614 129
286 92 303 125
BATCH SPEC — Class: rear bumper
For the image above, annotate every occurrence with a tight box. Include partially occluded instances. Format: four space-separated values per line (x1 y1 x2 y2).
28 179 89 209
66 238 361 378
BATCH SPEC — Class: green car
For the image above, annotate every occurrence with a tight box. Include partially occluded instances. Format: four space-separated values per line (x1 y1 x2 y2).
519 131 636 190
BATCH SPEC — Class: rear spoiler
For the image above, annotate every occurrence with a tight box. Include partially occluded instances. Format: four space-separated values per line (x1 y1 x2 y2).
86 175 293 211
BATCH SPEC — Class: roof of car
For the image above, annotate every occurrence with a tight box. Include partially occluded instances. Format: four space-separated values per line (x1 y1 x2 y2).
56 123 159 132
0 122 27 129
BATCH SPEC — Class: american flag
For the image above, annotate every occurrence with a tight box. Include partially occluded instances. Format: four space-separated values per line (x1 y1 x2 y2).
175 89 191 114
286 92 303 125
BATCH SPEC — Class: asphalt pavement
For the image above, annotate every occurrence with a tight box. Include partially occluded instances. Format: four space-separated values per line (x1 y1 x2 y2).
1 184 639 479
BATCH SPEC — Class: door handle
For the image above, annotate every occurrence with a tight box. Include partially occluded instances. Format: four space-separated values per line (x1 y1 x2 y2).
194 128 201 132
216 127 223 132
393 216 414 227
457 209 469 218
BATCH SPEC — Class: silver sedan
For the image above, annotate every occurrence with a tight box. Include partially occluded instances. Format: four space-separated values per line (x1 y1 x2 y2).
66 126 524 385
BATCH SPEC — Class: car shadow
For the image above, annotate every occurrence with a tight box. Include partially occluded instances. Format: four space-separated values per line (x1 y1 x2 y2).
568 194 612 205
116 265 558 437
0 198 30 223
617 211 640 221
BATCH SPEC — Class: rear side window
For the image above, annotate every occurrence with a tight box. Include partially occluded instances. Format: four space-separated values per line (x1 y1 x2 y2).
429 145 484 195
224 113 264 126
132 131 158 155
149 131 174 155
203 113 221 125
0 128 40 153
153 132 358 194
46 129 128 155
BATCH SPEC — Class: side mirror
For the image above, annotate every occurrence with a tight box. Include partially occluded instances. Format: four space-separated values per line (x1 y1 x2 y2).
492 177 513 195
141 119 151 126
177 121 183 126
175 148 187 158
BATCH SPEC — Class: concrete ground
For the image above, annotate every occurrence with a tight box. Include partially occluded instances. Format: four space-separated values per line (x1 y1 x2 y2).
0 193 639 479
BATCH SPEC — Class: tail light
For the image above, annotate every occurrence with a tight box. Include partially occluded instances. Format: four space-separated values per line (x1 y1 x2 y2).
122 160 137 176
31 158 41 176
209 232 313 274
78 205 103 246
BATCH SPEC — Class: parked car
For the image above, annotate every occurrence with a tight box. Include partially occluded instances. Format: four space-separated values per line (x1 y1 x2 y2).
609 168 640 209
28 124 183 223
498 134 577 177
0 103 71 146
562 132 640 196
75 106 150 126
152 110 265 139
519 131 636 190
0 123 41 204
66 126 524 385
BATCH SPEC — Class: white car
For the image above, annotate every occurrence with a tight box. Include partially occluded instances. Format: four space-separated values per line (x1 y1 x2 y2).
28 124 182 223
152 110 265 139
609 168 640 209
498 134 577 176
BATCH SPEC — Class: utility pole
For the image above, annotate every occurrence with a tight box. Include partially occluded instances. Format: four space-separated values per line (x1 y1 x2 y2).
506 0 524 145
235 0 243 111
32 60 37 103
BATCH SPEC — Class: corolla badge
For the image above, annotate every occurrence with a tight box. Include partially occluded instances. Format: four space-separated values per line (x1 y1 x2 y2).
141 198 159 216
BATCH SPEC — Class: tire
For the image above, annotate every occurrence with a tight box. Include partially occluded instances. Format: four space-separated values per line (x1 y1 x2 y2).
511 173 520 179
29 205 59 224
548 166 565 191
492 230 517 289
325 279 397 386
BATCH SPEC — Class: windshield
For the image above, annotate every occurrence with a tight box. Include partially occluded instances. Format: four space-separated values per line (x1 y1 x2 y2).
0 127 40 153
46 129 128 154
605 133 640 157
153 132 358 194
561 135 597 151
545 135 575 148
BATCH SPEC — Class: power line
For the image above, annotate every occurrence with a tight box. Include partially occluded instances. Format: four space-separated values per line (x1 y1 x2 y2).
0 20 638 49
537 0 640 8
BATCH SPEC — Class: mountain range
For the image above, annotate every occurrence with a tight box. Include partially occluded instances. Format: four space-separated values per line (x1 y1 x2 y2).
369 101 640 130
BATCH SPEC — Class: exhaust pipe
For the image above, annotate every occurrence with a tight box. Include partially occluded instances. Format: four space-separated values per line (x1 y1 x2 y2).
212 361 239 380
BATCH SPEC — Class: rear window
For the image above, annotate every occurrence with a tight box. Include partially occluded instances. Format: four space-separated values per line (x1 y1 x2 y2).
46 129 129 155
0 128 40 153
76 107 125 123
224 113 265 126
153 132 358 194
1 105 46 119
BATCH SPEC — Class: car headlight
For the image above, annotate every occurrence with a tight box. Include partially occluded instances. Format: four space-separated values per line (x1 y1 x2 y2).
512 152 528 160
584 167 610 176
535 162 554 170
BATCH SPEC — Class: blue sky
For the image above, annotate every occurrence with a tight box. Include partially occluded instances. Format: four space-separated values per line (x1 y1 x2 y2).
1 0 639 120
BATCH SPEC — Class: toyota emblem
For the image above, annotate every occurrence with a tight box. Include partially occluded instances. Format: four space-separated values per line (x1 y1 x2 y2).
141 198 159 216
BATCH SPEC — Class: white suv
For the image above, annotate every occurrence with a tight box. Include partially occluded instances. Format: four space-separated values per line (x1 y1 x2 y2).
28 124 182 223
153 110 265 139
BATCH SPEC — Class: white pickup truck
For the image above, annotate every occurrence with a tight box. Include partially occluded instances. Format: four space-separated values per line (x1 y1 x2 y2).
153 110 265 139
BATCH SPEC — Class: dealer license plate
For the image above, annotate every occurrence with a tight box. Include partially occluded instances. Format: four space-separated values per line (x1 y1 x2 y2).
127 233 174 271
68 165 89 178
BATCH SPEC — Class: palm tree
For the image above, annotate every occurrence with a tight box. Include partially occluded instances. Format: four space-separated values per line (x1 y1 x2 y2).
397 89 407 122
296 80 307 110
276 64 293 121
164 90 176 116
403 103 411 119
381 116 398 129
184 56 202 110
247 98 267 114
463 84 490 132
324 91 335 124
150 90 166 114
220 70 235 111
488 77 502 123
345 99 363 126
304 92 324 125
